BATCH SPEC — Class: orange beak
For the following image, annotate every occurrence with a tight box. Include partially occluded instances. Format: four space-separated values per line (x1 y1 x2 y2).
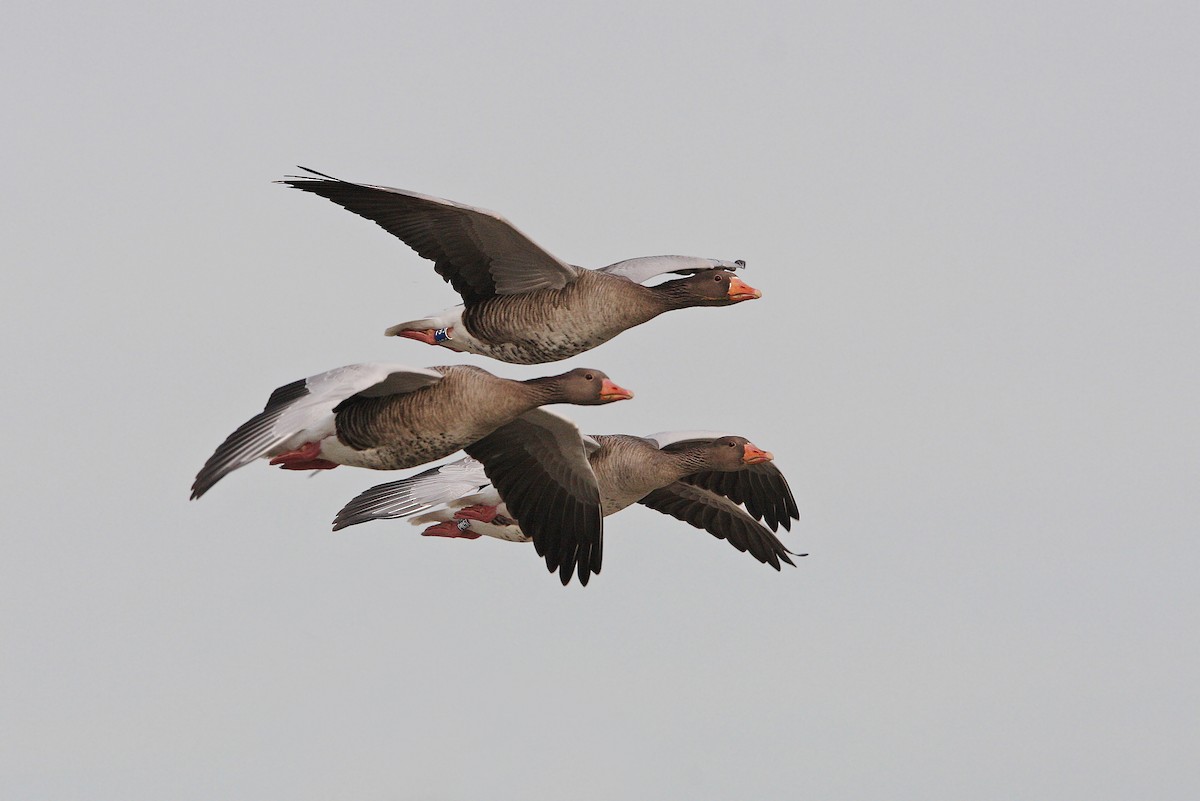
742 443 773 465
599 379 634 402
727 276 762 302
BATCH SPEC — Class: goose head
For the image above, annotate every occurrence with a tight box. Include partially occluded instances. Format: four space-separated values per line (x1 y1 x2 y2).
703 435 775 469
661 269 761 306
549 368 634 405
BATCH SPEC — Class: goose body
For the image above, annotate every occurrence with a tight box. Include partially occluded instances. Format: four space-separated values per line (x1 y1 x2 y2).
335 431 802 573
192 363 632 584
280 169 762 364
324 365 554 470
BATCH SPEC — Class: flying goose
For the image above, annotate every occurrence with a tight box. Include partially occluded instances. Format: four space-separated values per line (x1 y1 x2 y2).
191 364 633 584
278 168 761 364
333 431 803 577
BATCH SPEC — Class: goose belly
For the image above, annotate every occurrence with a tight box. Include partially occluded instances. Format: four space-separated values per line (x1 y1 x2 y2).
471 327 616 365
464 289 648 364
319 430 472 471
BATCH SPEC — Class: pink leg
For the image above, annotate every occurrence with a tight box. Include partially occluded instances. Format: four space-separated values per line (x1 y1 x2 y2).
453 504 501 523
421 521 482 540
269 441 339 471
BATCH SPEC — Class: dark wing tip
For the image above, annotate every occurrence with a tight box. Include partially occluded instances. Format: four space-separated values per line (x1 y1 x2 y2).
680 462 801 533
466 418 602 587
330 509 362 531
189 379 310 502
296 165 338 179
276 166 344 187
639 483 799 572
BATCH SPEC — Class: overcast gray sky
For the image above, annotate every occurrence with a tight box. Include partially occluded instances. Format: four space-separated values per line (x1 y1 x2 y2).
3 1 1197 799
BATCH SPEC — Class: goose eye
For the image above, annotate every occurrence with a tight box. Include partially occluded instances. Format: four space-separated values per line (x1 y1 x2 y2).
713 274 723 282
584 372 594 380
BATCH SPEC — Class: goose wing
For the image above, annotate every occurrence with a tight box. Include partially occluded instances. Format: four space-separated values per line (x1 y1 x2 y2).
598 256 745 285
191 363 443 499
638 482 799 570
677 460 800 532
644 432 801 532
331 457 490 531
465 409 603 586
279 167 579 305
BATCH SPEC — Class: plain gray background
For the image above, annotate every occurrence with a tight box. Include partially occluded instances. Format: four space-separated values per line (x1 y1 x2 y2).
3 1 1197 798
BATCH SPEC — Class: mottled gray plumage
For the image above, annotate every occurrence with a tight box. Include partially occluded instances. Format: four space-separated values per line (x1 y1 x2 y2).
331 365 544 468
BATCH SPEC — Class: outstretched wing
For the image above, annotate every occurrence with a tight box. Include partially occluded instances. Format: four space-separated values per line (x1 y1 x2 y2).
598 256 745 285
465 409 602 586
677 459 800 532
191 363 442 499
279 167 580 305
639 482 800 570
332 458 490 531
644 431 801 532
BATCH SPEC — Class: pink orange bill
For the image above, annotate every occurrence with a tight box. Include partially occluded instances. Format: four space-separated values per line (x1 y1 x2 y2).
600 379 634 401
742 443 773 464
727 276 762 301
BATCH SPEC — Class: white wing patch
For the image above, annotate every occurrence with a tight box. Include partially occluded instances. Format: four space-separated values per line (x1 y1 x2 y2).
598 256 745 285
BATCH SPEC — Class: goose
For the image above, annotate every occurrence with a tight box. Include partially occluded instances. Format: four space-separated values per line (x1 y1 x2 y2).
333 431 803 578
191 364 633 584
278 168 762 365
